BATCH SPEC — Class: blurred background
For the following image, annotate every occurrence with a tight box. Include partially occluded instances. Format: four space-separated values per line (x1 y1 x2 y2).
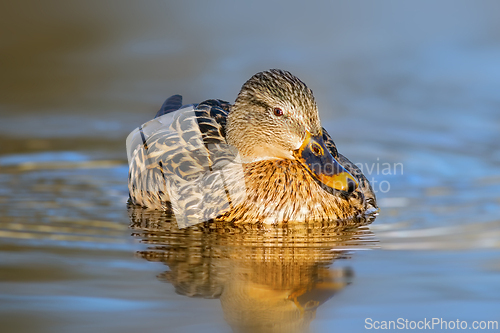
1 1 500 332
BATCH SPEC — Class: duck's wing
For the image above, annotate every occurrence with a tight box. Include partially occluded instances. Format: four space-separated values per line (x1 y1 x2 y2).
127 97 238 226
322 128 378 212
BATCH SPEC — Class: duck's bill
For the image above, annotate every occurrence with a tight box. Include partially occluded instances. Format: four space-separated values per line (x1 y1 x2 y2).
293 132 358 193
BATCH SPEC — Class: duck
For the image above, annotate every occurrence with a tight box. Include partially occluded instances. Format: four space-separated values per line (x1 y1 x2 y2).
126 69 377 225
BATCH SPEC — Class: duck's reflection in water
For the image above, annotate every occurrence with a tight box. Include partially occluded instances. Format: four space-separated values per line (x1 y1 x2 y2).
129 208 377 333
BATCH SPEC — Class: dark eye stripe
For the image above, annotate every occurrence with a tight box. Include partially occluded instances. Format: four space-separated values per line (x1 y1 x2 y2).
250 98 269 110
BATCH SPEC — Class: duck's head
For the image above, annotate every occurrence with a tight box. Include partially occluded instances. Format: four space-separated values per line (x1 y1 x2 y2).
226 69 358 193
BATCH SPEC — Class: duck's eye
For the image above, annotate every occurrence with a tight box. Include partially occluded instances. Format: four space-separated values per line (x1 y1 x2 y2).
311 143 322 156
273 108 284 116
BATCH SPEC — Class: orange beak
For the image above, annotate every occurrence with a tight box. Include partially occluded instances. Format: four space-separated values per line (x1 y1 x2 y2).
293 131 358 193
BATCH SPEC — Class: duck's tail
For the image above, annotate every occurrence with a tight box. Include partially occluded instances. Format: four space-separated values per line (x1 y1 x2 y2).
155 94 183 118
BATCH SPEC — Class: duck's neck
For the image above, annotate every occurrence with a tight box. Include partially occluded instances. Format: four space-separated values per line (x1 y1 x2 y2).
239 146 294 163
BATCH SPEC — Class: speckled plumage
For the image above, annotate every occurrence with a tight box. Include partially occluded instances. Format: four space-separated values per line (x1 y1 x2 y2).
127 69 378 224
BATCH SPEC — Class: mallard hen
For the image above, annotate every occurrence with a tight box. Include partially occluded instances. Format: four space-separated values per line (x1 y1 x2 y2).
127 69 377 226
